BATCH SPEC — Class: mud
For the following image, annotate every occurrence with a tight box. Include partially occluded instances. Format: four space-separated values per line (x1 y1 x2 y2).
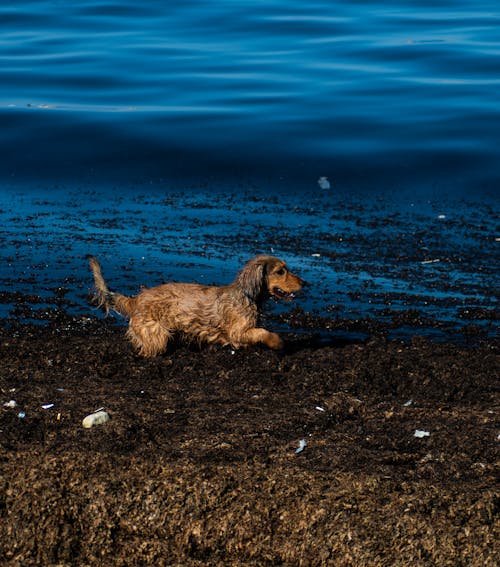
0 313 498 565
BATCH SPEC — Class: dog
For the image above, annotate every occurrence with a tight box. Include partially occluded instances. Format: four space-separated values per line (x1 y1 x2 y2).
89 255 305 357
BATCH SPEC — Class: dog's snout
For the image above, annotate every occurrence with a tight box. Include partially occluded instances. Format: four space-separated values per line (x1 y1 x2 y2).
290 273 307 288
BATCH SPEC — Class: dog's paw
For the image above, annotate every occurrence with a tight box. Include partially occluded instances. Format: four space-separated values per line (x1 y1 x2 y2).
266 332 284 350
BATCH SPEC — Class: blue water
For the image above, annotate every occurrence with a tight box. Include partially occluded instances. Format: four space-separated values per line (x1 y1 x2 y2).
2 0 500 192
0 1 498 339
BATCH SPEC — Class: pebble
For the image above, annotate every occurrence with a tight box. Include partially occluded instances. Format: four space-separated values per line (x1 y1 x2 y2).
82 410 110 428
414 429 430 438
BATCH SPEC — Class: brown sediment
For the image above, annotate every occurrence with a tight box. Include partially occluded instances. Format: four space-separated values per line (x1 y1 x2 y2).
0 317 497 565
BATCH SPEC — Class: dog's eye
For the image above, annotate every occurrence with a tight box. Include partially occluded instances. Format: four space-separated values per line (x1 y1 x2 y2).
275 268 286 276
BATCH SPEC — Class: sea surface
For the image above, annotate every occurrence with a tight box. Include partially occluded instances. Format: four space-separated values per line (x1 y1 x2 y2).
0 1 498 338
1 0 500 191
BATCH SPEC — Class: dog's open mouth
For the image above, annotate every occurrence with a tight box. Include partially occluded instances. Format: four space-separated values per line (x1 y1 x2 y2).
271 287 297 300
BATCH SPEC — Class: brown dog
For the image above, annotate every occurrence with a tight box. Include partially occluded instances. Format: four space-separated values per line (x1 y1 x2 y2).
89 255 304 357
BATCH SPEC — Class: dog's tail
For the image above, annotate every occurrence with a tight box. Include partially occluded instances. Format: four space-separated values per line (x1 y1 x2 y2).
89 256 135 317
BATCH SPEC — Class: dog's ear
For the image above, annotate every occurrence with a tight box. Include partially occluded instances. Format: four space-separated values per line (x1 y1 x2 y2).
236 256 270 300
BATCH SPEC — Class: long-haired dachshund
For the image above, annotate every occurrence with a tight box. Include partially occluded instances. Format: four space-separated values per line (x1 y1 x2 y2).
89 255 305 357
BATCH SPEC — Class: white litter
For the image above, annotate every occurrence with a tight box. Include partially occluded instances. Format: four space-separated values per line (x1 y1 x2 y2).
315 406 326 412
318 176 331 190
403 400 413 407
3 400 17 408
295 439 307 454
311 253 321 258
414 429 430 438
437 214 446 220
421 259 440 265
82 410 110 429
41 403 54 410
18 411 26 419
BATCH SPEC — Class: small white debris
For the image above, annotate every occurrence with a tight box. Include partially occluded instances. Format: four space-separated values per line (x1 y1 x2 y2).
403 399 413 407
41 403 54 410
82 410 110 429
295 438 307 454
318 176 331 190
18 411 26 419
495 237 500 242
421 259 440 265
414 429 430 438
315 406 326 412
3 400 17 408
311 253 321 258
437 214 446 220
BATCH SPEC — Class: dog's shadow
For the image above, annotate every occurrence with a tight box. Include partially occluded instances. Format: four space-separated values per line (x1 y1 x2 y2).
132 332 366 359
281 332 367 354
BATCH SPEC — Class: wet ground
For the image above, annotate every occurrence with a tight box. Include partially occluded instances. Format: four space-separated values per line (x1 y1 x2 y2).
0 184 498 339
0 185 498 564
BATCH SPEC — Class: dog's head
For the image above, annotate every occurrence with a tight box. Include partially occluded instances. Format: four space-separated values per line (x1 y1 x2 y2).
237 255 305 302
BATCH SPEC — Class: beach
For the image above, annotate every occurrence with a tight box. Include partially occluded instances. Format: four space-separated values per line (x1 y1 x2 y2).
1 0 499 561
0 186 498 565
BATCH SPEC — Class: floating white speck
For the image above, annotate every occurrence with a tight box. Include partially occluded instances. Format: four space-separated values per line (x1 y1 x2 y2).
311 253 321 258
3 400 17 408
414 429 430 438
437 214 446 219
315 406 326 412
18 411 26 419
295 438 307 453
403 400 413 407
41 403 54 410
318 176 330 190
421 259 440 264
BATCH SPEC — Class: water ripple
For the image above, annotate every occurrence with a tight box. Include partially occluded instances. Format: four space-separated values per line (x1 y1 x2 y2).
1 0 499 191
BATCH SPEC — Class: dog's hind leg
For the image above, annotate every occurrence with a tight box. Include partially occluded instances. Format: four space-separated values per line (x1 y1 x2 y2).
127 317 172 357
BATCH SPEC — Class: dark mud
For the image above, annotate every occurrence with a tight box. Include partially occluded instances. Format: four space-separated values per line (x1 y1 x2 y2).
0 312 498 565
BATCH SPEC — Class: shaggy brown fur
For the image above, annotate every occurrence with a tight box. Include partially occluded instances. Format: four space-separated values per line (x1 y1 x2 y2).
89 255 305 357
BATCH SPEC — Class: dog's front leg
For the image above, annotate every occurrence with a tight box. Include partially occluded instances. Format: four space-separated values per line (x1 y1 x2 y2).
239 328 284 350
